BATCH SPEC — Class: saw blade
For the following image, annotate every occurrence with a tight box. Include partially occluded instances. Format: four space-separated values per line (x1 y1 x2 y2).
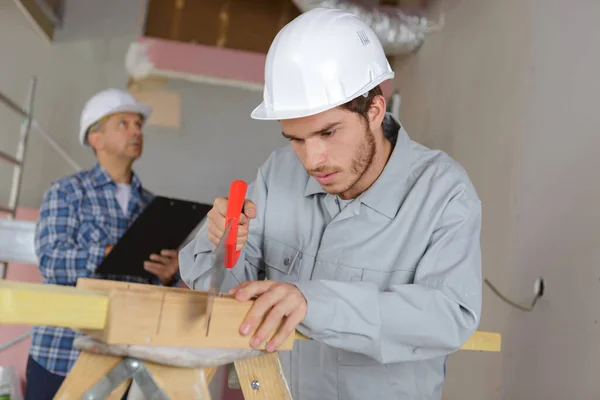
204 221 232 336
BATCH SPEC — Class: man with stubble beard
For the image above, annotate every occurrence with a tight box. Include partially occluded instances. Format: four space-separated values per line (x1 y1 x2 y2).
179 8 483 400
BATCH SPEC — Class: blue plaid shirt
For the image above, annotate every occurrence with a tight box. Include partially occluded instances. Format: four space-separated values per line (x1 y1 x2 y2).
30 162 178 376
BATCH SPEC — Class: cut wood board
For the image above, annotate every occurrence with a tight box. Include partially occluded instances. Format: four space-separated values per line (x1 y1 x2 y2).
234 352 292 400
0 280 108 329
76 279 502 352
0 278 502 353
12 0 59 43
54 352 130 400
77 279 298 351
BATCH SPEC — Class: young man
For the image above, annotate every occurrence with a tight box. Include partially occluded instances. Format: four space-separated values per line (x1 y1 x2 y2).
179 7 482 400
25 89 181 400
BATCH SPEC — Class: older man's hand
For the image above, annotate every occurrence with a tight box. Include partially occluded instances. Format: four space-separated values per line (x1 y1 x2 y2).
230 280 307 352
144 249 179 285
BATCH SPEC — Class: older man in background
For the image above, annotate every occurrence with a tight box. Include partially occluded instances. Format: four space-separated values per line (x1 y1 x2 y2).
24 89 181 400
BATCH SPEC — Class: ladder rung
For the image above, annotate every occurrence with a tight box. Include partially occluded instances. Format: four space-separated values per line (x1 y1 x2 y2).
0 150 20 166
0 90 30 119
0 205 14 214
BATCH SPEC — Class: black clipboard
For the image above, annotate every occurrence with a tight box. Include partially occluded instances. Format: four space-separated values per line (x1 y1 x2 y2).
96 196 211 280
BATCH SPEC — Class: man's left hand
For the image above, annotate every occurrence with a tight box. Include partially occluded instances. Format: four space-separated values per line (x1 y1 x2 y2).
144 249 179 286
230 280 307 352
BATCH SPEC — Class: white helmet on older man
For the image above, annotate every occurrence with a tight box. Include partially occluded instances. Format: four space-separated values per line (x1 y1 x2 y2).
251 7 394 121
79 89 152 147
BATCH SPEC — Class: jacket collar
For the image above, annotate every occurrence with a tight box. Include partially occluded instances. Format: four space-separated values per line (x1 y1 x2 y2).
303 113 412 219
360 114 412 219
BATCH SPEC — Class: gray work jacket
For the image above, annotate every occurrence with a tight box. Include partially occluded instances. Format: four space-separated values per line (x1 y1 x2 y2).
179 114 482 400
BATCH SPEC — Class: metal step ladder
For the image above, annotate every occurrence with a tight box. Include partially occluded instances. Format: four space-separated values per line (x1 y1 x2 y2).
0 77 83 278
0 76 85 355
0 77 36 279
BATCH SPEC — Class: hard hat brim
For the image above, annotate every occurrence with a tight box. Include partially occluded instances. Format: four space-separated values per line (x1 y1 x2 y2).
80 103 152 147
250 72 395 121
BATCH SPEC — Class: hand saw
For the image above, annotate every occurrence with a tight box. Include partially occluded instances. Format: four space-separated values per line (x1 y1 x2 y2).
204 180 248 336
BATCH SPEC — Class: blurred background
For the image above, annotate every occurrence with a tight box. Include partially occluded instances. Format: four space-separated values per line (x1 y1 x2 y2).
1 0 599 399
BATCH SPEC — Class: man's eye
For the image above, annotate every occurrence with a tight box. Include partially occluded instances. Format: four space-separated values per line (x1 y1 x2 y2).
322 130 335 137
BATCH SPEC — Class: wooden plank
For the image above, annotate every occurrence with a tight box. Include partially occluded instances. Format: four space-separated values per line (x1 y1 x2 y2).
106 289 165 345
12 0 56 42
145 362 212 400
0 280 108 329
234 352 292 400
0 279 501 353
79 287 297 351
77 277 186 294
54 352 130 400
77 278 502 352
77 279 131 291
291 330 501 352
79 278 295 349
459 331 502 352
205 366 219 382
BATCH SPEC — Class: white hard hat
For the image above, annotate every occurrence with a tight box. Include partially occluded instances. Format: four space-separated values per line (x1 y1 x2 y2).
251 7 395 121
79 88 152 147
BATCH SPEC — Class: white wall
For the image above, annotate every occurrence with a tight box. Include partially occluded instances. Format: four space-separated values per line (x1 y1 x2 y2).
504 0 600 398
0 0 287 210
395 0 600 398
393 0 531 397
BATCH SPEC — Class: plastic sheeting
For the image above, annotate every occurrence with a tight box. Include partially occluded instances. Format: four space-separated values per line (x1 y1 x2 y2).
0 366 23 400
290 0 445 55
0 219 37 265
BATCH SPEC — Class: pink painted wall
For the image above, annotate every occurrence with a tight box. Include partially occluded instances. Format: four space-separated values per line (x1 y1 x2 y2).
138 36 393 98
0 207 42 393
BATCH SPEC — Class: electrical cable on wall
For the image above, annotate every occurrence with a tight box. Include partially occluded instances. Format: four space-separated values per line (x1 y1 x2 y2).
484 277 545 312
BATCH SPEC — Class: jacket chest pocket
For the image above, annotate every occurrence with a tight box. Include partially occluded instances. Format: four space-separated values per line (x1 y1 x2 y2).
263 238 302 282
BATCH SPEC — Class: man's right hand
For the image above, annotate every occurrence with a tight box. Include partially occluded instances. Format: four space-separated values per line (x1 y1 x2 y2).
207 197 256 251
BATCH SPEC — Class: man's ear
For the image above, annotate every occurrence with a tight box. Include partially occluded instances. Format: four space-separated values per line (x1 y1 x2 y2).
368 94 386 131
87 132 104 152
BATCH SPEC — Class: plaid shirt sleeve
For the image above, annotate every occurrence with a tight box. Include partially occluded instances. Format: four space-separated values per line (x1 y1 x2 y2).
35 181 108 285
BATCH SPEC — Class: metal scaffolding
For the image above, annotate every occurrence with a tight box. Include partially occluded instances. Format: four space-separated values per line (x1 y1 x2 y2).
0 76 84 358
0 77 36 279
0 76 83 278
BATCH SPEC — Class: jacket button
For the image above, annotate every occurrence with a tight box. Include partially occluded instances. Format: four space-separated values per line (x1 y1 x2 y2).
284 257 291 266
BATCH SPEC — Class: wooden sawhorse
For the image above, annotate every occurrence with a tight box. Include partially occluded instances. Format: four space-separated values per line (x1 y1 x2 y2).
0 278 502 399
54 337 290 399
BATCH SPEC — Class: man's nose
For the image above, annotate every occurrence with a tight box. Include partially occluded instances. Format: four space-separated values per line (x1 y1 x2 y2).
305 139 327 169
129 124 142 136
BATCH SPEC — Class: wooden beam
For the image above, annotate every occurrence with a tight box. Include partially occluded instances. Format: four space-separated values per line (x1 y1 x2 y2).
54 352 130 400
144 361 213 400
77 280 298 351
12 0 58 43
459 330 501 352
0 278 501 353
77 279 501 353
0 280 108 329
234 352 293 400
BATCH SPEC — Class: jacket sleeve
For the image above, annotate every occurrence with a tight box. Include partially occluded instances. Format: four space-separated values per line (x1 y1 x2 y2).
35 182 108 285
293 194 483 364
179 168 269 291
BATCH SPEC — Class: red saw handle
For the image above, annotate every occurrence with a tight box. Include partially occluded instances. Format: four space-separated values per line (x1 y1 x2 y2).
225 180 248 269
